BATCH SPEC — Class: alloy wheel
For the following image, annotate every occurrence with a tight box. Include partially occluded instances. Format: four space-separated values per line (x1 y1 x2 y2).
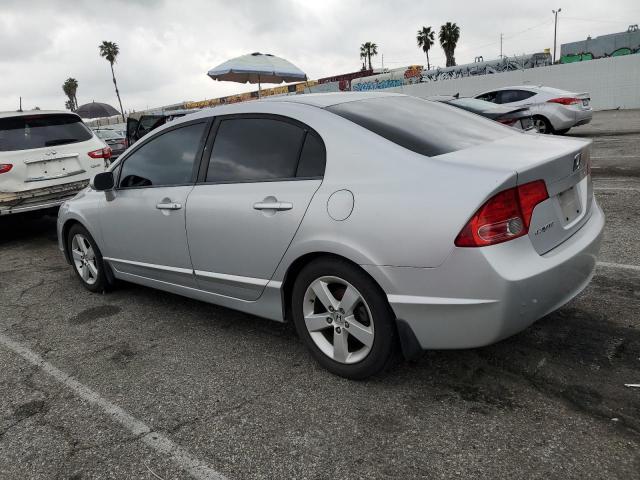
71 233 98 285
302 276 374 364
533 118 548 134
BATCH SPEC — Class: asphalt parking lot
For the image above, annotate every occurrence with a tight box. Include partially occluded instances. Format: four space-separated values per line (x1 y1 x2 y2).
1 109 639 479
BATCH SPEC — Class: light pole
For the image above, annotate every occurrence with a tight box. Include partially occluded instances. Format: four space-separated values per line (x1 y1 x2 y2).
552 8 562 63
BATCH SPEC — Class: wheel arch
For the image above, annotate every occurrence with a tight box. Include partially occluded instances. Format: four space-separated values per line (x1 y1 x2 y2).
61 218 83 264
280 251 390 323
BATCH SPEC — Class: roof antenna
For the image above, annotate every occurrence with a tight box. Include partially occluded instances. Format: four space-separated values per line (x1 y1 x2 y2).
18 96 23 112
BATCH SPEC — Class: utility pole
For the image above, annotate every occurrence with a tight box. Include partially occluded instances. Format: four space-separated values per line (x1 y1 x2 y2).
552 8 562 63
500 33 503 59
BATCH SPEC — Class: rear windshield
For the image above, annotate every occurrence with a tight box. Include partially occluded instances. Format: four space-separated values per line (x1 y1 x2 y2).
95 129 122 140
0 114 93 152
326 96 514 157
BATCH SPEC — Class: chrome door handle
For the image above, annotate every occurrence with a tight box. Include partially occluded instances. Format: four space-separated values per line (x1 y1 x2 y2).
253 201 293 211
156 202 182 210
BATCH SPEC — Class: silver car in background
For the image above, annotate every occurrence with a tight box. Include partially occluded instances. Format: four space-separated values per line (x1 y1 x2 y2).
474 85 593 134
57 92 604 379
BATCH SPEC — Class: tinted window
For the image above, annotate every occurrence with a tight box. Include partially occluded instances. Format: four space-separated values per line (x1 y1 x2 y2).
327 96 513 157
206 118 305 182
476 91 498 103
0 114 93 152
497 90 535 104
119 122 206 188
296 131 326 177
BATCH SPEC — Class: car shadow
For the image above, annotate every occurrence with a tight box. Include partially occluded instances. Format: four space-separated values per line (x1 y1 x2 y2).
0 211 58 245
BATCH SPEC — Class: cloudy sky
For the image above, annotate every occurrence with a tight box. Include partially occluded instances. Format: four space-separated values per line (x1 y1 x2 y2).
1 0 637 112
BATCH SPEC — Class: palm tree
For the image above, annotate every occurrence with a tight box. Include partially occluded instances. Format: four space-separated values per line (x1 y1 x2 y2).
62 77 79 111
98 41 125 121
439 22 461 67
416 26 435 70
359 42 378 71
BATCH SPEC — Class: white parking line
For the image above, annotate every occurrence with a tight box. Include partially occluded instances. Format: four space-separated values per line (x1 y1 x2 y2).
592 155 640 159
0 333 228 480
594 187 640 192
597 261 640 272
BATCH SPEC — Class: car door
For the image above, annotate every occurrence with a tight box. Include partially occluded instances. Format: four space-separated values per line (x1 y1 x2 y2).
100 119 209 287
186 114 326 301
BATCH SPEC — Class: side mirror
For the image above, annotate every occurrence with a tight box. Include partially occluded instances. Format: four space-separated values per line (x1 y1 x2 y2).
91 171 115 191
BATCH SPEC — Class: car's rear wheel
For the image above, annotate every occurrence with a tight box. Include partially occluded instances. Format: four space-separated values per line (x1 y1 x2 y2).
292 258 396 379
533 116 554 134
67 224 107 293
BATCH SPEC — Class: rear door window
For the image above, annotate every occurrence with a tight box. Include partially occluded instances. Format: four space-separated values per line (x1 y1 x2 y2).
327 96 513 157
0 114 93 152
206 117 307 183
497 90 536 104
119 122 206 188
296 131 326 178
475 91 498 103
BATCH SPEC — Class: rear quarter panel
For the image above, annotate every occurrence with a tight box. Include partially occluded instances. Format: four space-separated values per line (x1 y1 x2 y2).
271 111 517 274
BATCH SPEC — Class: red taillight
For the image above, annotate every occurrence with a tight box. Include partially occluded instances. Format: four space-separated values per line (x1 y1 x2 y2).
88 147 112 159
455 180 549 247
497 118 518 126
547 97 580 105
0 164 13 174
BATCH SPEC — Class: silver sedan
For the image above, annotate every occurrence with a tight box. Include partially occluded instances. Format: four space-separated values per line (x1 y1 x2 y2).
58 92 604 379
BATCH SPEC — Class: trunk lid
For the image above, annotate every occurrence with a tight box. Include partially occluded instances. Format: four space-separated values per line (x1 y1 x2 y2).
439 133 594 254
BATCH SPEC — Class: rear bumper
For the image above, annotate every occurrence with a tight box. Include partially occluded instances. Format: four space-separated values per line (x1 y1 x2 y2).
363 199 604 350
0 180 88 215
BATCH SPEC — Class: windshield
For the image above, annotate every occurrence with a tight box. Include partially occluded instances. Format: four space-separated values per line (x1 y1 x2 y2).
327 96 514 157
0 114 93 152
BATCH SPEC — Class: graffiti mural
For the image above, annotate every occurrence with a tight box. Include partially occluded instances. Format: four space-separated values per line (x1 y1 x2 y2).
350 66 423 91
420 53 551 82
560 27 640 63
317 69 374 91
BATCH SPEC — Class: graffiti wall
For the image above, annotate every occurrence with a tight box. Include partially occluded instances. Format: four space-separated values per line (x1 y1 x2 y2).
184 80 318 109
317 69 374 91
420 53 551 82
350 65 423 91
560 28 640 63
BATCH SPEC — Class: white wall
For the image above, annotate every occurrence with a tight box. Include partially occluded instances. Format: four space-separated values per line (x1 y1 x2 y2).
387 55 640 111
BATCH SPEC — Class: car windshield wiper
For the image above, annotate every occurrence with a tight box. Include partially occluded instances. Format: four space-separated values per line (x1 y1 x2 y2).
44 138 78 146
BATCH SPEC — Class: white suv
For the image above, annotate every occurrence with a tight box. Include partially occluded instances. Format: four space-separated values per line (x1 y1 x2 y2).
0 111 110 215
474 85 592 135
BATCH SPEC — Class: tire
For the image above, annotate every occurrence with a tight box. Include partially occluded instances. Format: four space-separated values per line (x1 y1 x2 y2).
66 224 108 293
555 128 571 135
292 257 397 379
533 116 554 134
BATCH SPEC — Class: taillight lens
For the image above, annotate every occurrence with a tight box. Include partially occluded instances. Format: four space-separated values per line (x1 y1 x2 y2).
547 97 580 105
497 118 518 126
88 147 112 159
0 164 13 174
455 180 549 247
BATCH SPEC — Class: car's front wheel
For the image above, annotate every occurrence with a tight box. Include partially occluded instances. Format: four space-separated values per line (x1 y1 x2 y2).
292 258 396 379
67 224 108 293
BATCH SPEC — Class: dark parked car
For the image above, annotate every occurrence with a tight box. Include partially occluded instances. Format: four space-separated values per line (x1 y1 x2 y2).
94 129 127 159
126 109 196 146
429 96 535 131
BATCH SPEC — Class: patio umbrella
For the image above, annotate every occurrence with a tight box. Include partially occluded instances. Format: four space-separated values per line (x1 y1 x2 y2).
207 52 307 98
76 101 120 119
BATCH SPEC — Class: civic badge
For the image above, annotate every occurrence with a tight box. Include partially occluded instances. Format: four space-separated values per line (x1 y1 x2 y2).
573 153 582 172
